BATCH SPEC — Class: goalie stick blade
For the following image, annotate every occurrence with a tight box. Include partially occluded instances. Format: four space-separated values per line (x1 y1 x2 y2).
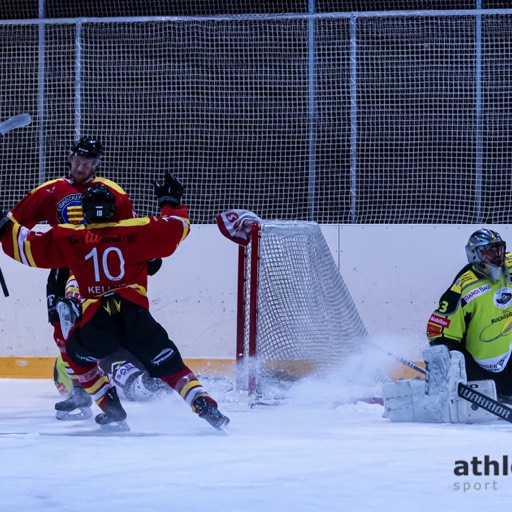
0 113 32 136
458 382 512 423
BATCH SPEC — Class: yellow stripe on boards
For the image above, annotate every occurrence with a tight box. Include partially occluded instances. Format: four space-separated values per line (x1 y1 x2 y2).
0 357 236 379
0 357 424 381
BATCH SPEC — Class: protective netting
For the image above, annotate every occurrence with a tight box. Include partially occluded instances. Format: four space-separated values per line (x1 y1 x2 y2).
240 221 367 393
1 10 512 224
2 2 509 20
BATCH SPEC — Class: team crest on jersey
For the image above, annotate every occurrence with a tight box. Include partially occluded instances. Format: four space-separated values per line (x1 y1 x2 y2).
57 194 85 224
494 287 512 309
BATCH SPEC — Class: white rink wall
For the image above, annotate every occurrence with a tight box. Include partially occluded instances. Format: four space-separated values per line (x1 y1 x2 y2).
1 223 509 359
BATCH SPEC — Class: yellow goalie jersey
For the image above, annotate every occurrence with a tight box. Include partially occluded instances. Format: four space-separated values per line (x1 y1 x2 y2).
427 254 512 373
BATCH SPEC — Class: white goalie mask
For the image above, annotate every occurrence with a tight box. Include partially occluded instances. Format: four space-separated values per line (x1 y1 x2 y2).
465 228 506 281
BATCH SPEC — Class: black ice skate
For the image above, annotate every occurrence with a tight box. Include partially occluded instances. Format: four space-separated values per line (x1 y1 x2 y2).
192 395 230 431
95 387 129 432
55 385 93 421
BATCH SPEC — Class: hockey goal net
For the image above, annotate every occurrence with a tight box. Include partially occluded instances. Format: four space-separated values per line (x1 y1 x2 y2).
236 220 367 401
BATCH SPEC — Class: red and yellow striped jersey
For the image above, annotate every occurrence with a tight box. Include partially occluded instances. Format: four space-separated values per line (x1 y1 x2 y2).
1 205 190 324
9 176 136 228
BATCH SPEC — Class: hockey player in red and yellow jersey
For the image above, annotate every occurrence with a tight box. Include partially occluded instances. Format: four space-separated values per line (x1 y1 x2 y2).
0 173 229 432
9 137 135 229
8 137 160 419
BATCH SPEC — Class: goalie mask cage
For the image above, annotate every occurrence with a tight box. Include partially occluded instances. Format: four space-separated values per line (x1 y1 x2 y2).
237 220 368 400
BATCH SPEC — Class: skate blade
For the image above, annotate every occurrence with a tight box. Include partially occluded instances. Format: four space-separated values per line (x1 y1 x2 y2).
55 407 93 421
212 416 230 434
218 421 230 435
98 420 130 433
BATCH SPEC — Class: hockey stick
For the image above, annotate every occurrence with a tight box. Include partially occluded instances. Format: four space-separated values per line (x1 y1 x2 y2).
0 266 8 297
0 113 32 296
374 343 512 424
374 345 427 376
457 382 512 423
0 113 32 139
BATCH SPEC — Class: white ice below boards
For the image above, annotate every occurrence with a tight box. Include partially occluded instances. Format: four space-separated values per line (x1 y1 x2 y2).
2 363 512 512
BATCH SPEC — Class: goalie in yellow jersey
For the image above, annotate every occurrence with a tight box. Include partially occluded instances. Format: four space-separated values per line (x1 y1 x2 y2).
426 228 512 399
384 228 512 423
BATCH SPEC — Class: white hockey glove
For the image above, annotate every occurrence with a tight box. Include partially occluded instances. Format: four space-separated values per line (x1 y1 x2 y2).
56 297 82 339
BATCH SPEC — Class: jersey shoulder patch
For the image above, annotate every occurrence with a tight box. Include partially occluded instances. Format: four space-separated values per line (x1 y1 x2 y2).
94 177 128 196
453 265 481 292
30 177 62 194
433 265 480 316
505 253 512 270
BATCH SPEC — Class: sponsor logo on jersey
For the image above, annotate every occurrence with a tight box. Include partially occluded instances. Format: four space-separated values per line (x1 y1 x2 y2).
57 193 85 224
462 284 492 304
457 271 479 289
478 357 507 372
68 232 136 245
428 314 450 328
494 287 512 309
490 310 512 325
427 324 443 338
480 312 512 343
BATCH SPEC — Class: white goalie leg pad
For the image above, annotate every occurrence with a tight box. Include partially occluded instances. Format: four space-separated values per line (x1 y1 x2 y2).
384 347 499 423
383 378 434 422
383 378 455 422
383 377 498 424
423 345 467 415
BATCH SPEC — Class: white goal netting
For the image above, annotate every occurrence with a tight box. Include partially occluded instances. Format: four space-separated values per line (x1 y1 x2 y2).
238 221 367 397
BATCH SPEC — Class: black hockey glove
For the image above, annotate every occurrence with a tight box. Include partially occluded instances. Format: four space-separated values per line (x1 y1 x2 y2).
147 258 163 276
0 209 12 237
152 172 183 208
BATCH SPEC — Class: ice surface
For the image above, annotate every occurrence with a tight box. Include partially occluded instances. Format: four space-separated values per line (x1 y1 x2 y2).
1 342 512 511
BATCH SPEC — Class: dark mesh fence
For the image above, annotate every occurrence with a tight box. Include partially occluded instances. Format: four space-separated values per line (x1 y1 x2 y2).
0 4 511 224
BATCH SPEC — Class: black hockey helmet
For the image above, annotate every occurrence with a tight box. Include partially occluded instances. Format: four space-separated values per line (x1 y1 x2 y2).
465 228 506 280
70 136 104 162
82 184 116 223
